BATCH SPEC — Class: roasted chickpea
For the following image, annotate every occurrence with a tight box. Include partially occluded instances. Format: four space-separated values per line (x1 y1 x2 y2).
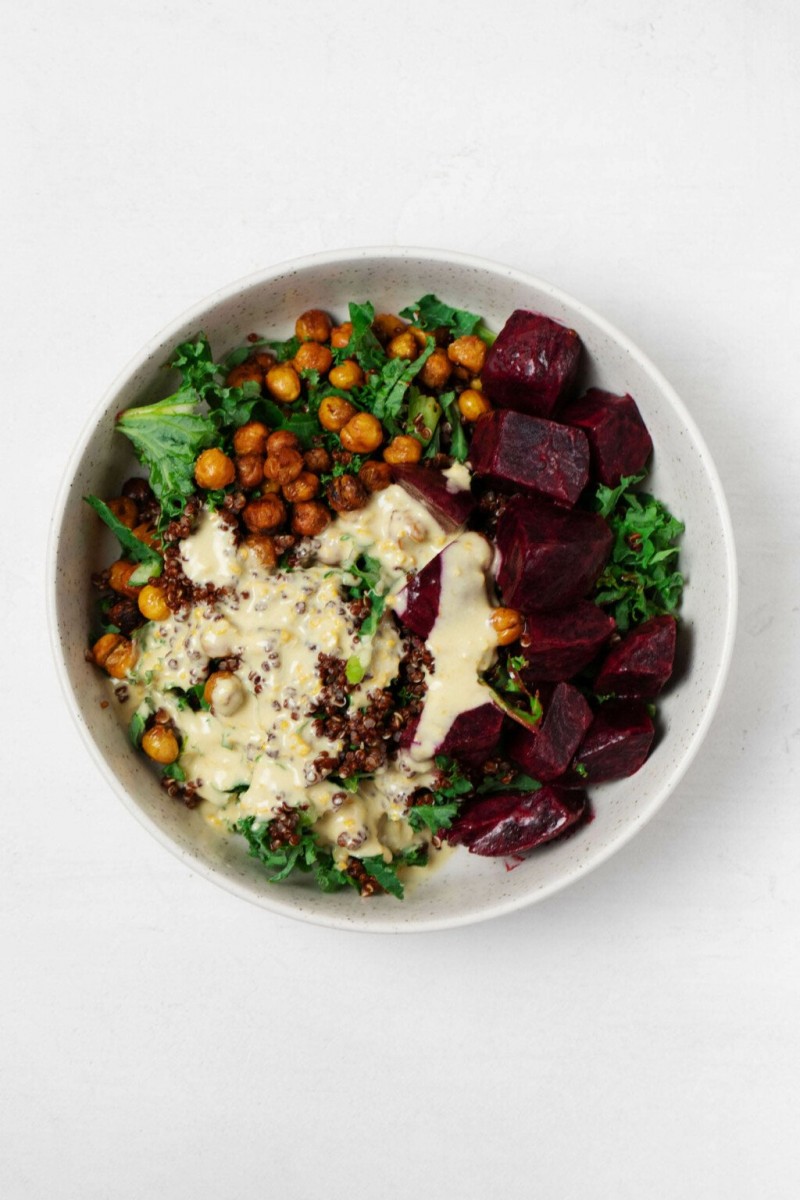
447 334 486 375
92 632 124 668
242 494 287 534
105 497 138 529
226 362 263 389
293 341 333 375
265 363 301 403
304 446 332 473
328 360 365 391
386 330 419 361
137 585 171 622
263 446 304 486
373 313 407 343
283 471 320 503
330 321 353 349
409 326 431 350
340 412 384 454
260 478 282 496
318 395 357 432
122 477 153 505
490 607 525 646
291 501 331 537
142 725 179 764
108 560 141 598
105 637 137 680
383 435 423 465
107 598 142 637
359 460 393 492
203 670 245 717
326 474 368 513
458 388 492 421
295 309 332 343
252 351 277 372
132 523 160 551
265 429 301 455
235 453 264 490
245 534 278 569
195 447 236 489
233 420 269 456
419 347 452 391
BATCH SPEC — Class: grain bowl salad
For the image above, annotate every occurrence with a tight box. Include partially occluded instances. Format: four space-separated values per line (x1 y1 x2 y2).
86 296 685 899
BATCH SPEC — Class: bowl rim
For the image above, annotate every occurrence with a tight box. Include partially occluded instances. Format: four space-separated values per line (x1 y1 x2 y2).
46 245 738 933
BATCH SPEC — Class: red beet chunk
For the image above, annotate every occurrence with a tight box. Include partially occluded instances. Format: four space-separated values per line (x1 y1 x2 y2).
594 615 677 699
520 602 616 682
495 496 613 612
563 701 654 785
436 702 505 768
393 464 474 531
482 310 582 418
506 683 594 782
447 785 586 856
469 409 589 507
561 389 653 486
395 554 442 639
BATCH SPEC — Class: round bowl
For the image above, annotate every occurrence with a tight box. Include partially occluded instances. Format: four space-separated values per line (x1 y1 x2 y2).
48 247 737 932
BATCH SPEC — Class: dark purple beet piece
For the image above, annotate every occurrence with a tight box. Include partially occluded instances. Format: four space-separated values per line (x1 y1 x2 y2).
436 702 504 767
469 409 589 507
506 683 594 782
520 602 616 682
392 464 474 531
594 615 677 699
562 701 654 785
495 496 613 612
482 310 582 418
394 554 442 639
561 389 653 486
447 786 586 856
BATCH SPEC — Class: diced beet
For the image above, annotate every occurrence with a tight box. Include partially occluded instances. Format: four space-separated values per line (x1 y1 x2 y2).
392 464 474 531
436 702 505 767
469 409 589 507
482 310 582 418
594 615 677 699
561 389 653 486
394 554 442 639
447 786 586 856
495 496 613 612
520 602 616 682
506 683 594 782
562 701 654 785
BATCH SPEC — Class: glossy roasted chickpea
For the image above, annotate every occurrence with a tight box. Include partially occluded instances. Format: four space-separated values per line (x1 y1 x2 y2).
233 420 269 456
226 362 263 389
104 636 137 679
105 497 139 529
245 534 278 569
458 388 492 421
359 460 393 492
293 341 333 375
340 412 383 454
108 560 141 598
142 725 179 764
387 330 419 361
252 351 277 372
137 584 171 622
203 670 245 717
235 454 264 490
330 321 353 349
283 471 320 503
318 395 357 432
132 523 160 551
328 360 365 391
265 363 301 403
242 494 287 534
263 446 304 486
373 313 407 343
260 478 282 496
295 309 332 343
266 429 301 455
326 474 368 513
304 446 332 473
195 447 236 489
419 347 452 391
447 335 486 375
490 607 525 646
291 501 332 537
92 632 124 668
383 435 423 465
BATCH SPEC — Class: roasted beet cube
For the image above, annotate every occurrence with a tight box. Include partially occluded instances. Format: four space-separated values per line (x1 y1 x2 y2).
436 702 505 768
481 310 582 417
562 701 654 785
447 785 586 856
561 389 653 486
594 615 677 699
520 602 616 682
469 409 589 507
506 683 594 782
395 554 442 639
393 464 474 531
495 496 613 612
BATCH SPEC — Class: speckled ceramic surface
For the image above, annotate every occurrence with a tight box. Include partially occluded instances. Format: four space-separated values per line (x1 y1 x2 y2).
47 248 737 932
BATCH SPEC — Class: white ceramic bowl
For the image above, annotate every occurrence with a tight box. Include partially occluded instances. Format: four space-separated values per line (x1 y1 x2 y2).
48 247 737 932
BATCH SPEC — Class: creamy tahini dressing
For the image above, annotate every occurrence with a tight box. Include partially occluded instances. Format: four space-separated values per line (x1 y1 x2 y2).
121 482 499 870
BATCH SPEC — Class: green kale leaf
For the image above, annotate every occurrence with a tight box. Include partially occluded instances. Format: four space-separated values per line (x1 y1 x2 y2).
399 294 482 339
439 391 469 462
84 495 163 581
335 301 386 371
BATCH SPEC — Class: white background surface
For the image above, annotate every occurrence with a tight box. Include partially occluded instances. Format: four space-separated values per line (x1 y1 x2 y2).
3 2 799 1197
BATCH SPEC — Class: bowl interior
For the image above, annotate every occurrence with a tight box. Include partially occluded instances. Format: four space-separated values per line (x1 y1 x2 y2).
50 249 736 931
